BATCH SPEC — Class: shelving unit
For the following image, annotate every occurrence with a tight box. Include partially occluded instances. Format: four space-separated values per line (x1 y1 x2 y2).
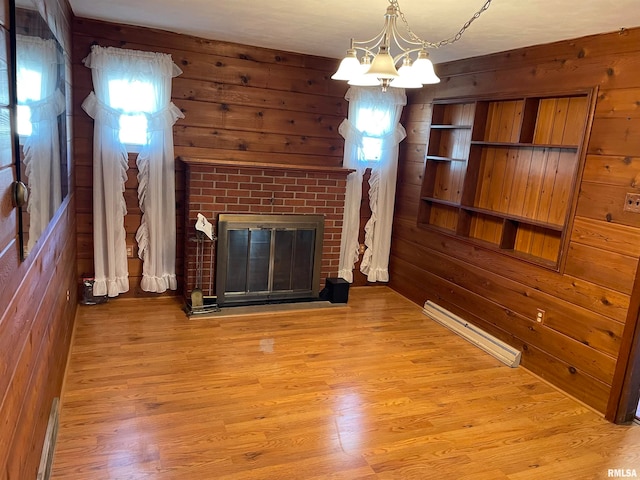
418 92 592 268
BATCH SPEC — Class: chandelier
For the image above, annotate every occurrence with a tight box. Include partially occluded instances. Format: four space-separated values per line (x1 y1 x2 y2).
331 0 492 91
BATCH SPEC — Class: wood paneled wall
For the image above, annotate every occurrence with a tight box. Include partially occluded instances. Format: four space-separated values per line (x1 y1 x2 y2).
0 0 77 477
72 19 348 297
391 28 640 418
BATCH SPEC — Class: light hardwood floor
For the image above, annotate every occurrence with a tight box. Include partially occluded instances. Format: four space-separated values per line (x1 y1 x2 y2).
51 287 640 479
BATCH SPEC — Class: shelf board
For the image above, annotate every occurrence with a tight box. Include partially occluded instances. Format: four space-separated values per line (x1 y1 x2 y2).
417 222 560 270
460 205 564 231
425 155 467 162
502 249 559 269
470 141 579 150
430 124 473 130
468 236 558 269
421 197 461 208
416 222 457 236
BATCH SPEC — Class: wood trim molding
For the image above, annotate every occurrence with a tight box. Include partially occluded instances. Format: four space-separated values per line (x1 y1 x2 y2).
179 157 355 176
606 256 640 423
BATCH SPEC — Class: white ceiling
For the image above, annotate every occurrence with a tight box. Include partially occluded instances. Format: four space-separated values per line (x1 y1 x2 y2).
68 0 640 65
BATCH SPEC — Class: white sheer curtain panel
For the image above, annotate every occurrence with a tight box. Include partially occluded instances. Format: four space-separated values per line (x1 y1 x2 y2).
17 35 65 254
134 61 184 294
337 87 406 283
82 45 183 297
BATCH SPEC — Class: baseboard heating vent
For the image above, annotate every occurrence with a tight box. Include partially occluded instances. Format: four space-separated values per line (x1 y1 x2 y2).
37 397 59 480
422 301 521 368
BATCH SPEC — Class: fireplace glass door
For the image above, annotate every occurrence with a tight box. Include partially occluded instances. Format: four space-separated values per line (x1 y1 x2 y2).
217 215 324 306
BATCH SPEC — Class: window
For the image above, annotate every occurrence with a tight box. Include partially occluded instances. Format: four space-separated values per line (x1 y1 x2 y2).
82 45 184 296
338 87 406 283
107 78 154 146
17 67 42 136
355 106 392 162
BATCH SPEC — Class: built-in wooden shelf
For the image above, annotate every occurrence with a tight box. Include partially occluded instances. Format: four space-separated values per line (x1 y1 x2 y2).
470 140 579 150
459 205 564 232
425 155 467 162
420 197 461 208
418 92 593 269
430 124 473 130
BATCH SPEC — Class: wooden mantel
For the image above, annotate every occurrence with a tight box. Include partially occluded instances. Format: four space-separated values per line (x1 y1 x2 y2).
179 157 355 176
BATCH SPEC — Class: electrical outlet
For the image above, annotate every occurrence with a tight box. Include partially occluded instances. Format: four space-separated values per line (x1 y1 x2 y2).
623 193 640 213
126 245 134 258
536 308 545 324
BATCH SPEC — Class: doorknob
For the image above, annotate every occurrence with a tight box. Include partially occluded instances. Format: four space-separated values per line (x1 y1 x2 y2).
11 181 28 208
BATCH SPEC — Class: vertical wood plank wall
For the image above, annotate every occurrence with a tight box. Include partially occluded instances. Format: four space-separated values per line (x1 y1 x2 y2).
71 19 348 296
0 0 77 477
392 28 640 415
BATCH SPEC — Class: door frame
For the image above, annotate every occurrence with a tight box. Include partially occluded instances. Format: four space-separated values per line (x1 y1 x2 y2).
607 263 640 423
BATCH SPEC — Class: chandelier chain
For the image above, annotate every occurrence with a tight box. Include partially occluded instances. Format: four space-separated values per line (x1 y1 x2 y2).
389 0 492 49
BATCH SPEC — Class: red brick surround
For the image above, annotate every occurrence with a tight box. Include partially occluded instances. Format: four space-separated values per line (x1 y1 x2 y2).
181 158 352 298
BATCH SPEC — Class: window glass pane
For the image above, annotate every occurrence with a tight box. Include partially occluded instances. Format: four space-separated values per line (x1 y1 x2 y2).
108 79 154 113
226 230 249 293
273 230 294 291
118 113 148 145
355 106 392 162
108 79 154 146
356 107 390 136
17 104 32 136
17 68 42 137
247 229 271 292
17 68 42 102
360 137 383 162
292 229 314 290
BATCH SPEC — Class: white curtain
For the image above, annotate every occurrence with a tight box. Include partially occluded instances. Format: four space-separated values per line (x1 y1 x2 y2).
82 45 183 297
16 35 65 254
338 87 406 283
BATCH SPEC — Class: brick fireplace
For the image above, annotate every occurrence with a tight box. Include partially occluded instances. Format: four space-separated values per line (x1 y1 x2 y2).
181 158 353 301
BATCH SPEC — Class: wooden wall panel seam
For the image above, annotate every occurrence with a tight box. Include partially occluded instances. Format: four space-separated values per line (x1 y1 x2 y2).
581 154 640 187
571 216 640 257
72 33 346 97
429 27 640 79
72 18 339 72
392 218 630 323
0 204 76 476
2 235 75 475
392 235 623 358
389 257 611 412
0 194 74 318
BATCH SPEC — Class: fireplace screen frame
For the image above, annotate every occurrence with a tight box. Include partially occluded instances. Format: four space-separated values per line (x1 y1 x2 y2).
216 214 325 306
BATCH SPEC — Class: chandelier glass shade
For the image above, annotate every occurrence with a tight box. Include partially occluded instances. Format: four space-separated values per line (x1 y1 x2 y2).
332 0 492 91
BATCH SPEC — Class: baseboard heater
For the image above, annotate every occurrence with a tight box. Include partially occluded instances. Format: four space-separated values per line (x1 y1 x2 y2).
422 301 521 368
37 397 59 480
